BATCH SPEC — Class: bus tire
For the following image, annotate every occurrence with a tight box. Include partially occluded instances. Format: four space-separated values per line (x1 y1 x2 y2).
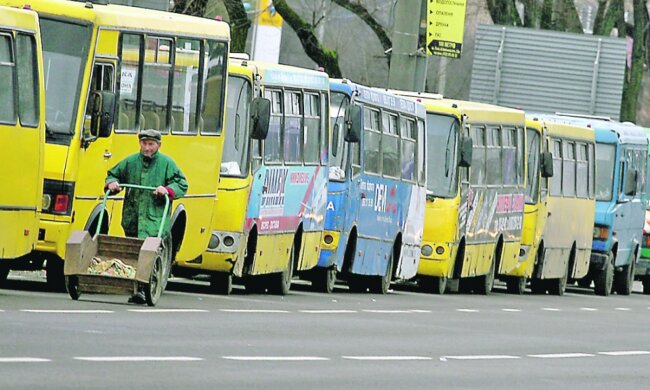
643 277 650 295
530 278 546 294
371 252 393 294
422 276 447 295
46 255 65 292
210 272 233 295
548 261 569 296
270 242 295 295
506 277 526 295
594 253 614 296
476 249 497 295
312 267 337 293
614 261 634 296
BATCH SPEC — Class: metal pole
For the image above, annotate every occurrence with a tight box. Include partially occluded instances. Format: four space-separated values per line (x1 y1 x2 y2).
388 0 423 90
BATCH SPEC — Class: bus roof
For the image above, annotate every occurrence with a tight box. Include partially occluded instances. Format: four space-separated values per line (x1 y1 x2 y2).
252 61 329 91
0 0 230 39
228 58 254 81
0 5 39 32
330 79 426 118
526 116 594 142
534 113 648 146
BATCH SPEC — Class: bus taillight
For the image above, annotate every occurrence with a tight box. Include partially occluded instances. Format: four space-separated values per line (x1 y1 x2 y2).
53 194 70 213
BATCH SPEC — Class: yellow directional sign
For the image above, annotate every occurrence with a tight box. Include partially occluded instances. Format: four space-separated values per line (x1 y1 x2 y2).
426 0 467 58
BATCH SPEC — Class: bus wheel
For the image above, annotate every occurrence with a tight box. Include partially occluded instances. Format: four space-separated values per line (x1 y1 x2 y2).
371 253 393 294
530 278 546 294
270 243 295 295
476 258 496 295
312 267 337 293
210 272 233 295
506 277 526 295
614 261 635 296
643 277 650 295
548 262 569 296
46 256 65 292
65 276 80 300
422 276 447 295
594 254 614 296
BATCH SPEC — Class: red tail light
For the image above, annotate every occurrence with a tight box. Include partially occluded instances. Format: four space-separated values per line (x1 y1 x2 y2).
54 194 70 213
645 234 650 247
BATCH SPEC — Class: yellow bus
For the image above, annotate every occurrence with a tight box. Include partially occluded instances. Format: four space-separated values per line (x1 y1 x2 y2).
175 57 330 295
0 0 230 288
505 117 595 295
0 6 45 284
395 92 526 294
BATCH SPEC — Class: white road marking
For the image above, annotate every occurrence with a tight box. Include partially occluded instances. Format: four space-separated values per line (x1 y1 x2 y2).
541 308 561 312
343 356 432 361
579 307 598 311
219 309 289 313
502 309 521 312
222 356 329 361
299 310 357 314
456 309 479 313
441 355 520 361
0 358 51 363
21 309 113 314
528 353 594 359
362 310 417 314
128 309 208 313
0 310 4 312
409 310 432 313
75 356 203 362
598 351 650 356
614 307 631 311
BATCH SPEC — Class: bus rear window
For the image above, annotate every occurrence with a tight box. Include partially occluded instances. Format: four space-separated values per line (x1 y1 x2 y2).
595 143 616 201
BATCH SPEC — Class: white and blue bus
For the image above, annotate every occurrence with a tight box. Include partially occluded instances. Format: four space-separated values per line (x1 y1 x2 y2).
310 80 426 293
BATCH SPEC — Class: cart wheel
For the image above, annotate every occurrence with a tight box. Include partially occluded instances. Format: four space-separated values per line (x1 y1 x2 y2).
145 256 164 306
66 276 80 300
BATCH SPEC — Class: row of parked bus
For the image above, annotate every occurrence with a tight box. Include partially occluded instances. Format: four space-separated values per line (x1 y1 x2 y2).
1 1 650 300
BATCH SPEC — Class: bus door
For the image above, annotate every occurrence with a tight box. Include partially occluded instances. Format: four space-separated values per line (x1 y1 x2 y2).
614 147 646 266
0 30 42 258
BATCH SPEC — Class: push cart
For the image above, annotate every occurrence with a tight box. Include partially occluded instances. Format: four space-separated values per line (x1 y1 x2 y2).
64 184 171 306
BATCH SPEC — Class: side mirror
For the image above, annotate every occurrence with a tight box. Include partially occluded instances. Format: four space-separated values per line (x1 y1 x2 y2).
458 137 472 168
250 96 270 140
541 151 554 178
624 169 638 196
90 91 115 138
344 105 361 143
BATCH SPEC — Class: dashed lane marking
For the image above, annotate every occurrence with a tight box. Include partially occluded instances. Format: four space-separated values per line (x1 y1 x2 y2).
362 310 426 314
580 308 598 311
128 309 208 313
343 356 432 361
75 356 203 362
528 353 594 359
441 355 520 361
21 309 113 314
219 309 289 313
501 309 521 312
222 356 329 361
299 310 357 314
0 358 50 363
598 351 650 356
456 309 479 313
541 308 561 312
615 307 631 311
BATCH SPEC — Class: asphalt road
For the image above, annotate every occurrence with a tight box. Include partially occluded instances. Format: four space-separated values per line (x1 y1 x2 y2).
1 272 649 389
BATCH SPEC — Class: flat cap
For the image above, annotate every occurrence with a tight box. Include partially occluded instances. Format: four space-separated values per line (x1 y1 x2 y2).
138 129 162 142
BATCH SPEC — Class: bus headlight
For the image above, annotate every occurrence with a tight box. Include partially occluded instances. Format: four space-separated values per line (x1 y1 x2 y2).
208 234 220 250
42 194 52 211
223 235 235 247
435 246 445 255
593 226 610 241
421 245 433 257
323 234 334 245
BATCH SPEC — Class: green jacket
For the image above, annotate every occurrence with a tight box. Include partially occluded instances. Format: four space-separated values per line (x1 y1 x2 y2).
105 152 188 238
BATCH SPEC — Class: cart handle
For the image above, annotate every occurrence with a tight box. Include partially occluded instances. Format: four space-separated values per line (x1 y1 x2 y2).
94 184 170 240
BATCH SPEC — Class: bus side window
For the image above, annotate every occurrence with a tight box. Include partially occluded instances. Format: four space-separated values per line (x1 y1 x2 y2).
117 33 142 132
417 120 426 186
16 33 39 127
320 92 328 166
363 108 381 175
0 34 16 124
264 89 282 163
486 126 502 185
303 93 320 164
200 40 227 135
141 37 172 132
400 117 416 182
284 90 302 163
84 63 114 134
171 39 200 134
576 143 589 198
381 112 400 178
502 127 518 186
563 141 576 197
470 126 485 186
587 143 595 198
550 139 562 196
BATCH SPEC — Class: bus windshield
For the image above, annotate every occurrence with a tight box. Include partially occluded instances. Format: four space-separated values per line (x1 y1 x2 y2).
329 91 349 181
426 113 459 198
525 128 540 204
40 18 91 139
595 143 616 201
221 76 251 177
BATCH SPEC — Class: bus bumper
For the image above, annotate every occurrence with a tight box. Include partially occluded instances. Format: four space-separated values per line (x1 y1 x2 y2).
590 251 609 271
417 242 453 277
36 219 69 259
316 230 340 268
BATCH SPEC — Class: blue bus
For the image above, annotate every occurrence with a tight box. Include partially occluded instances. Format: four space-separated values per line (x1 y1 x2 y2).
309 80 427 293
544 115 648 295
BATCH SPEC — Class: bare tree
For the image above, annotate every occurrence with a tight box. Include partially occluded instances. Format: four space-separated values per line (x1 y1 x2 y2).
620 0 648 122
222 0 250 52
